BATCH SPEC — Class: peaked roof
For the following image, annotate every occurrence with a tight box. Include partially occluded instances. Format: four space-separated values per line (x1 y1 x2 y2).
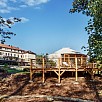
0 43 36 54
0 43 22 51
54 48 81 54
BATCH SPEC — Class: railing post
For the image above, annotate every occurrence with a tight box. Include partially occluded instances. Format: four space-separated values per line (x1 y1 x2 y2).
30 59 33 81
75 57 78 81
92 63 95 79
58 58 61 83
42 57 45 83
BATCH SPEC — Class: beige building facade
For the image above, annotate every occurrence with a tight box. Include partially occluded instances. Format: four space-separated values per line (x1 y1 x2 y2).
0 44 36 65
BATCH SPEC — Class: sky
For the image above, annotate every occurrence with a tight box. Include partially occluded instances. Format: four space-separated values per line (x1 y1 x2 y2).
0 0 89 55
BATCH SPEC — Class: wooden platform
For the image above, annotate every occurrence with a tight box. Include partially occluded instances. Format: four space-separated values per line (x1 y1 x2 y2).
29 58 99 83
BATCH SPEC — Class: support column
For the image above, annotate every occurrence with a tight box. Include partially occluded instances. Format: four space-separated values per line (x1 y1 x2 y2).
68 54 69 65
58 58 61 83
30 59 33 81
81 56 83 65
64 54 65 62
92 63 94 79
42 57 45 83
60 56 62 66
75 57 78 81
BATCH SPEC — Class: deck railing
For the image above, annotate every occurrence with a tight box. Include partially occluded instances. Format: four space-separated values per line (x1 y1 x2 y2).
29 58 100 83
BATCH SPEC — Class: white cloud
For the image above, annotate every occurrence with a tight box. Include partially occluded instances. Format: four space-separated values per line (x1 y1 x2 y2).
0 0 7 8
20 17 29 23
8 17 29 23
0 17 29 30
0 6 19 13
0 0 50 13
20 5 27 8
0 9 10 13
0 0 18 13
22 0 49 6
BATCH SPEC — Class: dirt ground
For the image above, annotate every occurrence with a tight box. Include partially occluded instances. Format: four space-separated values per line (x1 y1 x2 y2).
0 72 102 102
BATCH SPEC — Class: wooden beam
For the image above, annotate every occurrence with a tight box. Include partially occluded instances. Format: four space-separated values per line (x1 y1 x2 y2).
60 70 65 76
30 59 33 81
81 56 83 65
68 54 69 65
64 54 65 62
58 58 61 83
75 57 78 81
42 57 45 83
60 56 62 66
54 70 59 76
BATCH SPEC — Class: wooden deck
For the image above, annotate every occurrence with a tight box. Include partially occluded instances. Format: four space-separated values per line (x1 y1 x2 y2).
30 58 100 83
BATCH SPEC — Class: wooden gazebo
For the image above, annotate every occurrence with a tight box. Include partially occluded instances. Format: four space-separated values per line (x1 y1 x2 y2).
61 53 87 69
29 48 99 83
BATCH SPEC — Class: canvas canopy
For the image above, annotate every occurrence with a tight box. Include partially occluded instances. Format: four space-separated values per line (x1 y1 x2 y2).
48 48 81 59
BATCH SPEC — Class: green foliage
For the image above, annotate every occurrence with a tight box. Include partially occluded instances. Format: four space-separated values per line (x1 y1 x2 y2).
70 0 102 67
36 54 56 67
3 64 9 73
2 65 26 74
0 16 21 44
47 60 56 67
3 63 8 69
7 68 23 74
36 54 44 65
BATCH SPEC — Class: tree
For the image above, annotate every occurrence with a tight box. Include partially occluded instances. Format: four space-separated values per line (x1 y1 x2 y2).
0 16 21 44
36 54 56 67
36 54 44 65
70 0 102 67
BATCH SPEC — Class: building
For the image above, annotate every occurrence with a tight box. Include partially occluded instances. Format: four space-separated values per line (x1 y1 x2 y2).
0 44 36 65
48 48 87 67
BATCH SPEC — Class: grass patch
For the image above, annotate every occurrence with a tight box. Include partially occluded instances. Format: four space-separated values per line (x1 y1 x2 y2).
2 67 29 74
7 68 23 74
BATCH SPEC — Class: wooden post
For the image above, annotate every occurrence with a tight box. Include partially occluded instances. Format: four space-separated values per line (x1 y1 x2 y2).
68 54 69 65
81 56 83 65
42 57 45 83
92 63 94 79
58 58 61 83
75 57 78 81
64 54 65 62
30 59 33 81
60 56 61 66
